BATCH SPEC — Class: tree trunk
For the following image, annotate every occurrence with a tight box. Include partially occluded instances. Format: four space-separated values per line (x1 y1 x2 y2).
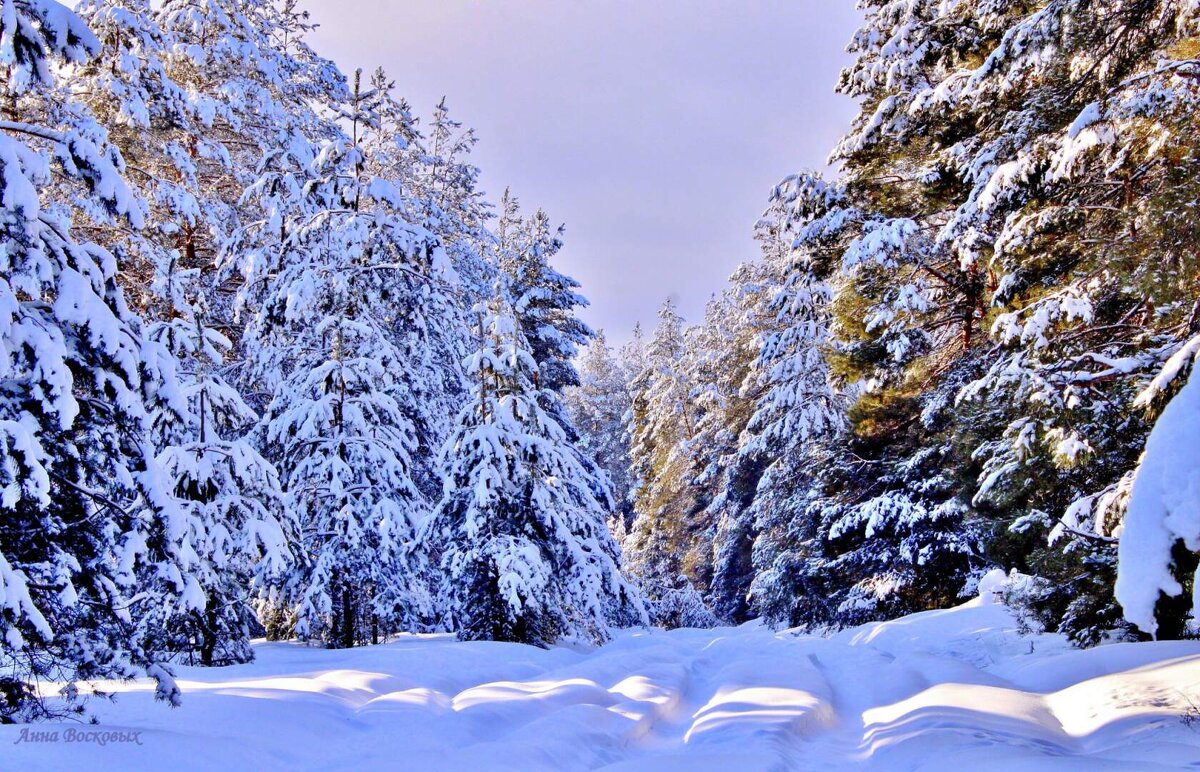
341 582 356 649
329 571 341 648
200 602 218 667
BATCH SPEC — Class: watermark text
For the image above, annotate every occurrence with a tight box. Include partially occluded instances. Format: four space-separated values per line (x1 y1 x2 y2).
13 727 144 746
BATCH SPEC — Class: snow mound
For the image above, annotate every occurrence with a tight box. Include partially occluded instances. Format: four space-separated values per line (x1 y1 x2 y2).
1116 347 1200 637
4 603 1199 770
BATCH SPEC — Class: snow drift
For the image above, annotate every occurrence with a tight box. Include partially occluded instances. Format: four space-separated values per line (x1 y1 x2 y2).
4 590 1199 771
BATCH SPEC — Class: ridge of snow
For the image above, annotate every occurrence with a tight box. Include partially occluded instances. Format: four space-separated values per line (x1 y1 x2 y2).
6 598 1199 770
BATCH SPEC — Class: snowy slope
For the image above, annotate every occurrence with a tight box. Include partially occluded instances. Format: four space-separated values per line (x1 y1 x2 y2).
4 598 1199 771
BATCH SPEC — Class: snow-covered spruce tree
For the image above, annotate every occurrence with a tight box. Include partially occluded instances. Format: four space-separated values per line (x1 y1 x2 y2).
1 0 205 719
621 322 649 384
497 190 591 396
142 255 294 665
66 1 301 666
345 93 494 462
495 190 631 567
360 70 481 501
244 70 439 648
567 322 648 546
619 252 833 627
615 324 648 515
735 182 848 628
494 192 597 450
423 293 646 646
625 300 691 585
565 330 637 528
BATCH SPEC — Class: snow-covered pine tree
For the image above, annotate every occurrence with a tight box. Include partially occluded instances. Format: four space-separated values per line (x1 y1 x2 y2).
795 2 1019 627
676 286 762 623
1 0 204 719
71 0 218 306
805 1 995 627
150 0 345 352
245 70 439 647
66 0 302 667
721 182 846 627
749 170 985 627
624 299 715 627
423 292 646 646
733 0 1200 641
698 209 819 624
413 97 496 311
815 0 1200 642
945 0 1200 643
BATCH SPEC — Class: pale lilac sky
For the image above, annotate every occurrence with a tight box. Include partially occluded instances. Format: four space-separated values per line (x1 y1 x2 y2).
303 1 862 342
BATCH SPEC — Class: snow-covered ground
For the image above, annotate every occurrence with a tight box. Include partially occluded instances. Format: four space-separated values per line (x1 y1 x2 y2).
5 596 1200 771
